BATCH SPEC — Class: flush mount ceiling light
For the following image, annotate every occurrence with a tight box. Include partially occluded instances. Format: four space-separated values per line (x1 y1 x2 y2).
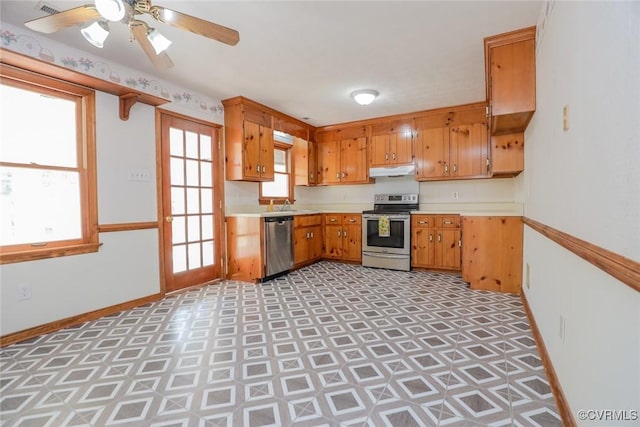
351 89 379 106
81 21 110 48
147 28 172 54
95 0 126 22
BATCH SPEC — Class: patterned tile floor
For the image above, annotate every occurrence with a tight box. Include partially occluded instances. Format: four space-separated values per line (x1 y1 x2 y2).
0 262 561 427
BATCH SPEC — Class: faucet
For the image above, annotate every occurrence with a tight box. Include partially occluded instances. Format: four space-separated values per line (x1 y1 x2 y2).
277 199 291 211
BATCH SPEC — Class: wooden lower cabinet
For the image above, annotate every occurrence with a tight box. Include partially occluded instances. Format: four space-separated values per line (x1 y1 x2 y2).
293 215 322 266
323 214 362 262
461 216 523 293
411 214 461 271
226 216 264 282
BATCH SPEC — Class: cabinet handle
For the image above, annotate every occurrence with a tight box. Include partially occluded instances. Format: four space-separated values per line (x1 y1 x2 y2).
306 232 310 239
429 233 433 242
336 173 340 179
486 158 491 173
256 165 260 173
392 153 397 160
330 218 337 222
337 230 341 237
349 219 356 223
453 164 458 173
262 165 266 173
342 172 346 178
444 220 453 225
458 239 462 248
438 233 442 242
343 230 348 238
310 232 314 238
385 153 389 161
444 164 449 174
418 220 428 225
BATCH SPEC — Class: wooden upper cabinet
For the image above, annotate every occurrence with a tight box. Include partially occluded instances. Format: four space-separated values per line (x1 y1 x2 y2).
223 98 274 182
485 27 536 135
222 96 314 182
369 120 413 167
341 137 368 183
316 137 369 185
293 137 317 186
415 121 488 181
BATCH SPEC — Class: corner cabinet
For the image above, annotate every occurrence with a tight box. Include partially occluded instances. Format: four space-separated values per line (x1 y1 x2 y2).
222 97 274 182
461 216 523 294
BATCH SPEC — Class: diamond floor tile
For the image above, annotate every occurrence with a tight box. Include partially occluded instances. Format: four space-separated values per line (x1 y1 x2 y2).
0 261 559 426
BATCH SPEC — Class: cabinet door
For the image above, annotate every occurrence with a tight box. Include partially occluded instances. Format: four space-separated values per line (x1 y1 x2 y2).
437 229 461 270
341 137 368 183
411 227 435 268
259 125 274 180
451 123 489 177
370 134 390 166
293 227 310 265
323 224 343 258
415 127 449 179
490 39 536 117
243 121 262 180
317 141 341 184
293 137 309 186
308 140 317 185
309 225 323 260
342 224 362 261
390 132 413 164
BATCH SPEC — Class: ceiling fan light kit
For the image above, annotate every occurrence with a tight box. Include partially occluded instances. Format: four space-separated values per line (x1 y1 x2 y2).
23 0 240 69
95 0 126 22
147 29 172 54
351 89 379 106
81 21 110 48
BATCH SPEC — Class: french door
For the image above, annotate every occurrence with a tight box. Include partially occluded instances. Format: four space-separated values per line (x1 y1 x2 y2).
159 112 223 292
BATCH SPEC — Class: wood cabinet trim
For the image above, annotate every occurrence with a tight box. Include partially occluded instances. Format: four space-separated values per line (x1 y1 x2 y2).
523 217 640 293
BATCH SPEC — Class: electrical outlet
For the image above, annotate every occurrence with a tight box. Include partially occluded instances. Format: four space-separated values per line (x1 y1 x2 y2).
18 284 32 301
525 263 531 289
127 168 151 182
452 192 459 200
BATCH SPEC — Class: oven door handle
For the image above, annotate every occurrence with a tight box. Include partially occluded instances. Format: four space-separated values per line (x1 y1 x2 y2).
363 252 409 259
363 215 410 220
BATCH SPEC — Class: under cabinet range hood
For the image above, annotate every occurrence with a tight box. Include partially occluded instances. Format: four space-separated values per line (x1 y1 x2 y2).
368 164 416 177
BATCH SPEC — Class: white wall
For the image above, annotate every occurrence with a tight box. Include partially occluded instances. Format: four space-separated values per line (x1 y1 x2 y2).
522 1 640 422
226 175 519 213
0 93 161 336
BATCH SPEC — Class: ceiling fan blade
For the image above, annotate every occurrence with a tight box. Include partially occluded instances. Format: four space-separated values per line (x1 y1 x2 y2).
131 21 174 69
149 6 239 46
24 5 101 34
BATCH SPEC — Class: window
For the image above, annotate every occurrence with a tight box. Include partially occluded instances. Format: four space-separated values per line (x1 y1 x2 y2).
0 65 98 264
259 143 293 203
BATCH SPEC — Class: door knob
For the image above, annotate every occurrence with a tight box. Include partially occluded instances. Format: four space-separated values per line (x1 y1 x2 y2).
165 216 173 223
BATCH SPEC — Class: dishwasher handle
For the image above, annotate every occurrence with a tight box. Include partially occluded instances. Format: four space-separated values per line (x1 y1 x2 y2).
264 215 294 223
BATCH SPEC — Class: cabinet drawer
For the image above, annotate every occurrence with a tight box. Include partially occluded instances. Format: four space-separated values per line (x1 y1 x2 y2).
342 214 361 225
436 215 461 228
295 214 322 228
324 214 342 225
412 215 435 228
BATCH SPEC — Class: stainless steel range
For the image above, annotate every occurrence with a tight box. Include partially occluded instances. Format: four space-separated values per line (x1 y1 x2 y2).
362 193 418 271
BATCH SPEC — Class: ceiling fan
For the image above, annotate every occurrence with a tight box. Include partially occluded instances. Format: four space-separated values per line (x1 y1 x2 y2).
24 0 240 69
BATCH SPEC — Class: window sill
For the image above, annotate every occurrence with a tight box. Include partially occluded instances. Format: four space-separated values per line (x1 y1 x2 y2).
0 243 102 265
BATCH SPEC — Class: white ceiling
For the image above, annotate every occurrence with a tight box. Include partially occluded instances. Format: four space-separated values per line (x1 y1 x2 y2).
0 0 542 126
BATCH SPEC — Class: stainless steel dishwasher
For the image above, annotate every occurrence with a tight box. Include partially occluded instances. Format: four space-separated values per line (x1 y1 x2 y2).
263 215 294 279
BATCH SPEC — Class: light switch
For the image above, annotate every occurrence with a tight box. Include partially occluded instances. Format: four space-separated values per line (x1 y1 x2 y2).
563 105 569 131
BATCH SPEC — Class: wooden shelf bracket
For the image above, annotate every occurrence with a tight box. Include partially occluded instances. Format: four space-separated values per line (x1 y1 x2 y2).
119 93 140 121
